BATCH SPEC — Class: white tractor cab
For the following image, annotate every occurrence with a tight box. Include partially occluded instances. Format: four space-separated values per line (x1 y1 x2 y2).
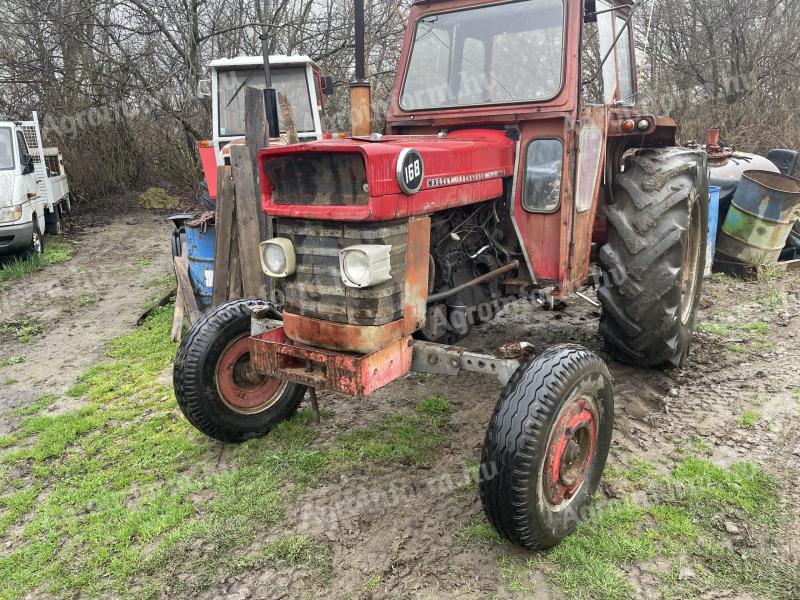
197 55 334 206
0 112 70 258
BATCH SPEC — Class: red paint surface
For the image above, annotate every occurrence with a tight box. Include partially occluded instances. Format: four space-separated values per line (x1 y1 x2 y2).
198 144 219 201
258 129 515 221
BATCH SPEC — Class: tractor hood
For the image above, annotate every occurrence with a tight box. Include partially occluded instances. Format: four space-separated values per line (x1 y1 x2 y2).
258 129 515 221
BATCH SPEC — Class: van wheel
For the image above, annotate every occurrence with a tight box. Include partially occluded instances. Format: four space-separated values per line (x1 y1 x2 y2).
24 221 44 259
174 299 307 443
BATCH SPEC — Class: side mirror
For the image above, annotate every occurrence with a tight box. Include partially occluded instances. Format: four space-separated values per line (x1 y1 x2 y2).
197 78 212 98
321 76 336 96
22 155 35 175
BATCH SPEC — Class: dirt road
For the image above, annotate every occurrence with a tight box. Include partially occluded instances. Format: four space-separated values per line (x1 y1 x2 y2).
0 202 798 599
0 197 174 433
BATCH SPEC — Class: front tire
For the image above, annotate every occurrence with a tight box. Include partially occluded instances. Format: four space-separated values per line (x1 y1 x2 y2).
23 220 44 259
599 148 709 368
174 299 307 443
480 345 614 550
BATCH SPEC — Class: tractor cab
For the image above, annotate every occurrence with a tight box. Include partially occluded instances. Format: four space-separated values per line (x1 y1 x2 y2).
197 55 333 202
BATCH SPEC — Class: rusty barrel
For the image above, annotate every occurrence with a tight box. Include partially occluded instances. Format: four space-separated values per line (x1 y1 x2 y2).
717 170 800 265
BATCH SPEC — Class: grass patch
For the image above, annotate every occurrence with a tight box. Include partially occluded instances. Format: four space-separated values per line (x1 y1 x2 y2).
144 275 176 289
0 356 24 368
736 411 760 430
756 291 787 308
78 295 97 307
8 394 58 418
539 457 791 600
458 518 506 546
0 239 73 284
0 318 45 343
0 309 451 600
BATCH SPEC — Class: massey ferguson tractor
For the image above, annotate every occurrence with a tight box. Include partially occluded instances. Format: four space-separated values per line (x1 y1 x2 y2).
175 0 708 550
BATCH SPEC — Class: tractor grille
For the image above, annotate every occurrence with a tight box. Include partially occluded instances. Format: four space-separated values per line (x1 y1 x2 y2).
276 219 408 326
265 153 369 206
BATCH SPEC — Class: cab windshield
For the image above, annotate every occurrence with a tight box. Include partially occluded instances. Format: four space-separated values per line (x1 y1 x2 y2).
0 128 14 171
401 0 565 111
217 67 315 137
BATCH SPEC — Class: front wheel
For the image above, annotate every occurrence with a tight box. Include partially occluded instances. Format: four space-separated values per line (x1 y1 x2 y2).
23 221 44 259
174 299 307 443
480 345 614 550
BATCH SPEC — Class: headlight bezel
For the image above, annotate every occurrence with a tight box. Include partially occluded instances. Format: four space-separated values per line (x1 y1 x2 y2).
259 238 296 278
339 244 392 289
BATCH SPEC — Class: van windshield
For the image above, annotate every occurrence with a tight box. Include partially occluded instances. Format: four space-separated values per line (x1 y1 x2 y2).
0 128 14 171
217 67 315 137
401 0 565 110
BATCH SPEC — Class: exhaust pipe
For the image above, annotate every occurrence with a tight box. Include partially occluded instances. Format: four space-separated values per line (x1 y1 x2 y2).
351 0 372 136
259 33 281 138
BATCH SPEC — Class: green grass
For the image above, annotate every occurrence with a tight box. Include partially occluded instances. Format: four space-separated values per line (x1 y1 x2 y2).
458 518 506 546
0 308 452 600
8 394 58 418
698 320 771 355
736 411 760 430
0 356 24 368
0 239 72 284
0 318 44 343
78 295 97 307
756 291 787 308
539 457 792 600
144 275 176 289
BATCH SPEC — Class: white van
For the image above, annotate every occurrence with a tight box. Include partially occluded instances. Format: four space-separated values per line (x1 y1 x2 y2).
0 112 70 258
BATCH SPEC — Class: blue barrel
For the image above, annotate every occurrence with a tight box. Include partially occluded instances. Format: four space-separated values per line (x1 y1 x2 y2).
184 223 216 313
706 186 721 277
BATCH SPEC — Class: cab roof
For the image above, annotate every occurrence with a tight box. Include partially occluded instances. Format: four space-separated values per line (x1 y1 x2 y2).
209 55 317 70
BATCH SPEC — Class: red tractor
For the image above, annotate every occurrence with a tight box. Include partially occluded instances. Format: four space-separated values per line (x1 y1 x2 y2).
175 0 708 549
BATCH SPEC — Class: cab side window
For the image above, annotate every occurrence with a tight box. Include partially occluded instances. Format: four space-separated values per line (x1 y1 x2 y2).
523 139 564 213
16 132 30 164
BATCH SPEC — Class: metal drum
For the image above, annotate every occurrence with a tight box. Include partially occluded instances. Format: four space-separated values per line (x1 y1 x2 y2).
184 222 216 313
717 170 800 265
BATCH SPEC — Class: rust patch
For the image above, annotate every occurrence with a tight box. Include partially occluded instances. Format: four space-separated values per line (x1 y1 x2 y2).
283 312 405 355
250 328 412 396
403 216 431 335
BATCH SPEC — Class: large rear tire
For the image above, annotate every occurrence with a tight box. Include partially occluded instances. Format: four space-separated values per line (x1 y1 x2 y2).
598 148 709 368
480 345 614 550
174 299 307 443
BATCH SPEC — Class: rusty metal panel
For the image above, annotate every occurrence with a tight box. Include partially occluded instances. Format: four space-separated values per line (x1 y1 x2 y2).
283 312 405 355
402 216 431 334
264 153 370 206
250 328 413 396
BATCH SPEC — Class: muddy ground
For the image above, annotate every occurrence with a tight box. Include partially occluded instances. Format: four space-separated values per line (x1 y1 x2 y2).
0 203 798 599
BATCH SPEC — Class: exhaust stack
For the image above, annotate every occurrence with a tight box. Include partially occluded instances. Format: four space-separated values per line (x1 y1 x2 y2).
351 0 372 136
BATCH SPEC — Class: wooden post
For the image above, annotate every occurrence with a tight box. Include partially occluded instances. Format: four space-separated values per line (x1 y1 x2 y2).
278 92 299 145
230 144 267 298
245 86 274 301
212 166 235 305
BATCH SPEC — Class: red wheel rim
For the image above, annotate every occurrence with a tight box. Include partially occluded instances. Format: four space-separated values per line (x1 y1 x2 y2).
542 395 599 507
216 335 286 414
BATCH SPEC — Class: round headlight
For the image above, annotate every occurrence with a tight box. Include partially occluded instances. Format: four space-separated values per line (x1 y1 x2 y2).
265 244 288 275
342 250 370 285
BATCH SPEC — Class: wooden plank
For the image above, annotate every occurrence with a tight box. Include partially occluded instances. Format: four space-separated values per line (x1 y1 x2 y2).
278 91 299 145
245 87 271 240
174 255 201 325
212 165 235 306
231 144 267 298
228 221 243 301
171 292 185 342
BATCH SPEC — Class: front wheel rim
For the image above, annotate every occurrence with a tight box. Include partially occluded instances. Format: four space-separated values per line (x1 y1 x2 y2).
216 334 287 415
541 389 600 509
